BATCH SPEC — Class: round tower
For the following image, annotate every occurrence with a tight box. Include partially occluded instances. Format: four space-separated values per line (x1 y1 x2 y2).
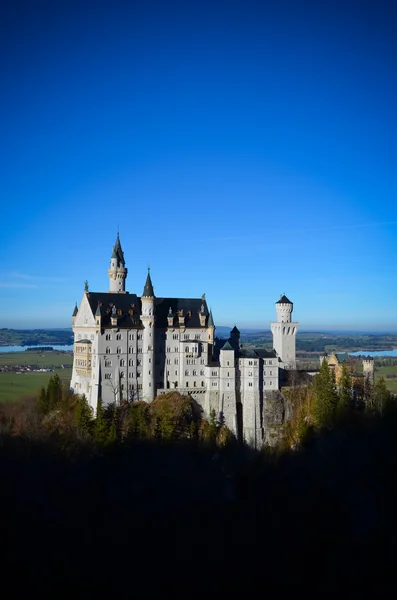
141 269 155 402
270 294 298 368
108 234 128 293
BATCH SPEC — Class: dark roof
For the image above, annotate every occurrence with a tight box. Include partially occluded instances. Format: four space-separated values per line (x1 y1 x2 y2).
221 341 234 351
276 295 292 304
111 234 125 266
76 339 92 344
238 348 278 359
142 270 154 297
86 292 211 329
335 352 349 363
230 325 240 335
208 310 215 328
72 304 78 317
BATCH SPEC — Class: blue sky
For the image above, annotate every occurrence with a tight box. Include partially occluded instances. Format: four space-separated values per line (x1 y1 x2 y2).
1 0 396 331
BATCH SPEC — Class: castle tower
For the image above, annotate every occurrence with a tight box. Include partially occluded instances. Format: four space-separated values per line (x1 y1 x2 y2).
108 234 128 293
230 325 240 351
363 356 375 384
140 269 155 402
270 294 298 368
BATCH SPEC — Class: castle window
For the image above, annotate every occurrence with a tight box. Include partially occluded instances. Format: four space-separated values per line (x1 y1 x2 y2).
185 370 190 376
167 370 170 376
264 381 266 386
105 373 112 379
270 371 273 376
120 359 125 367
137 359 142 366
120 371 125 378
106 347 111 354
201 381 204 387
174 359 178 365
193 370 197 376
129 346 133 353
227 383 229 388
137 334 142 340
129 333 134 340
254 361 257 365
263 360 267 365
249 382 253 387
212 382 217 387
105 359 111 367
270 381 273 385
200 370 204 376
167 359 171 365
186 382 189 387
129 373 133 378
194 381 197 387
129 359 134 366
116 334 122 341
249 361 253 366
227 361 230 366
185 347 189 353
173 334 178 340
264 371 266 376
148 345 152 351
175 370 178 376
167 347 171 352
138 384 142 390
138 347 142 353
212 371 217 376
106 333 112 341
175 347 178 352
184 334 189 340
129 383 134 390
117 347 121 354
249 372 253 377
195 334 200 340
227 372 230 377
137 371 141 377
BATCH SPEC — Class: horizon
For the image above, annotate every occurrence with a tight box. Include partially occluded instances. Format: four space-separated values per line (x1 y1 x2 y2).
1 1 396 330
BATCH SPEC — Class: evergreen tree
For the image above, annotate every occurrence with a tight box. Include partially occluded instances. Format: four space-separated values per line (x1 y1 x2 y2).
75 394 93 432
337 362 352 413
373 377 391 415
94 398 108 443
46 374 63 412
107 406 118 445
37 387 49 415
313 359 338 427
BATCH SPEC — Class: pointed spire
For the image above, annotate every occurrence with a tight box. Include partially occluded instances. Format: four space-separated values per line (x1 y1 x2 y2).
142 268 154 297
208 309 214 328
111 233 125 265
95 301 101 317
72 303 78 317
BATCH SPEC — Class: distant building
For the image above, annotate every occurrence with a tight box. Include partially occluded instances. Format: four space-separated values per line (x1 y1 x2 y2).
70 235 298 448
320 352 374 384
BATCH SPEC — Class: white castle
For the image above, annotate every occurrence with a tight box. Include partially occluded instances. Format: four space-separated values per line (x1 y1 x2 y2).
70 235 298 447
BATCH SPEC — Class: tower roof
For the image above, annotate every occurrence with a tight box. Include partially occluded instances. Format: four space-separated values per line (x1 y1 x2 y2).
95 302 101 317
72 303 78 316
221 340 234 351
142 269 154 297
276 294 292 304
111 234 125 265
208 309 215 327
230 325 240 334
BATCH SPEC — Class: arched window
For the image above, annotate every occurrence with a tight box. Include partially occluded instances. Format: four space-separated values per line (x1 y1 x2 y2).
185 369 190 376
129 359 134 366
193 370 197 376
185 346 189 353
120 359 125 367
117 347 121 354
106 347 111 354
120 371 125 378
201 381 204 387
200 369 204 376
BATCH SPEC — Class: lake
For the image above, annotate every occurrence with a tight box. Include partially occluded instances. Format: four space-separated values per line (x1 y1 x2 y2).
350 349 397 358
0 345 74 353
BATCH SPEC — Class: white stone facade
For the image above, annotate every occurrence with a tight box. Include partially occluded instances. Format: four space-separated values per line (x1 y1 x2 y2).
70 237 297 448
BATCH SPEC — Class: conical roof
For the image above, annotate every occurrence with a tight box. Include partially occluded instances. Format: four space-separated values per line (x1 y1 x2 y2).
208 309 215 327
111 234 125 265
276 294 292 304
142 269 154 297
231 325 240 334
95 302 101 317
221 340 234 351
72 303 78 316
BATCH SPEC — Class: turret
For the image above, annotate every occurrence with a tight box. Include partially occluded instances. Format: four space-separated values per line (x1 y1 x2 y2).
230 325 240 351
271 294 298 368
363 356 375 384
108 234 128 293
140 269 155 401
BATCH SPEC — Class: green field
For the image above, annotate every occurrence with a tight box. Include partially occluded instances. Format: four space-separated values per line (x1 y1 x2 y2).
0 351 73 368
0 351 73 404
376 366 397 392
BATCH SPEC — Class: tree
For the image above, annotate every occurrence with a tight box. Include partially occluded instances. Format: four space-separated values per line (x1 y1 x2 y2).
94 398 108 443
373 377 391 415
313 359 338 427
337 362 352 413
46 373 63 412
74 394 93 432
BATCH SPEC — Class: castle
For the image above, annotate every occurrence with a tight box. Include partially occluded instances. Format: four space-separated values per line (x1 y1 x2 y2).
70 235 298 448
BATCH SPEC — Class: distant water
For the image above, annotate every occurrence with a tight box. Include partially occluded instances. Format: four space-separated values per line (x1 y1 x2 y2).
350 349 397 358
0 345 74 353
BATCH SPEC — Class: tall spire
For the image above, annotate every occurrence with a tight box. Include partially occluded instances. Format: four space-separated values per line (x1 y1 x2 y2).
208 309 214 328
108 233 128 293
142 268 154 297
